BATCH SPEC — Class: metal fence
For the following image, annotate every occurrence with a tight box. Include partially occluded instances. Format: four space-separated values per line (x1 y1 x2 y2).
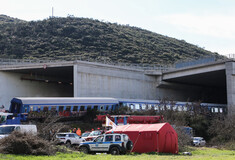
175 56 216 69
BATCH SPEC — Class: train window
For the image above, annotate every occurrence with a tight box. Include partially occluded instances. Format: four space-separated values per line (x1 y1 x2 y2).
80 106 85 111
29 106 33 112
154 105 159 111
211 107 214 112
73 106 78 111
130 104 134 110
87 106 92 111
59 106 64 112
100 106 104 110
183 106 188 111
51 107 57 111
159 105 164 111
105 105 109 111
123 103 128 107
142 104 146 110
33 106 37 111
220 108 223 113
173 105 177 111
66 106 71 111
214 108 218 113
166 105 171 110
178 105 182 111
135 104 140 110
148 104 153 110
93 106 98 111
43 107 49 112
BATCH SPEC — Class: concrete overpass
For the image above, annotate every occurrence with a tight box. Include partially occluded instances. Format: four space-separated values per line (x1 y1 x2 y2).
0 60 157 108
0 59 235 114
157 60 234 114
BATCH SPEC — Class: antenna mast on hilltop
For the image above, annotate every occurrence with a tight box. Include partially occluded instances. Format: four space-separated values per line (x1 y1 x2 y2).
52 7 54 17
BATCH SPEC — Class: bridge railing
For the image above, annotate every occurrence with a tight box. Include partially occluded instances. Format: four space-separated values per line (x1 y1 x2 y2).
175 57 216 69
0 58 172 71
0 59 60 65
0 55 228 71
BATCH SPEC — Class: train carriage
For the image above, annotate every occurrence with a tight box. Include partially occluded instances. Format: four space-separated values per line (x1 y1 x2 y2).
9 97 227 118
9 97 119 115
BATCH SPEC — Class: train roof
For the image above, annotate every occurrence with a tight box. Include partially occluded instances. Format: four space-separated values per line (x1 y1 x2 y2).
10 97 227 107
118 98 160 104
11 97 119 105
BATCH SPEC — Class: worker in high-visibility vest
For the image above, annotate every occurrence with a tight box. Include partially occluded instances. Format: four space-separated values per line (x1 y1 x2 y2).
76 128 81 136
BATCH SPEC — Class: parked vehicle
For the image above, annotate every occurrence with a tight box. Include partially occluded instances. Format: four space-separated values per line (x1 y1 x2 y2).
192 137 206 146
55 132 85 147
0 124 37 139
81 132 91 139
79 133 133 155
85 130 102 141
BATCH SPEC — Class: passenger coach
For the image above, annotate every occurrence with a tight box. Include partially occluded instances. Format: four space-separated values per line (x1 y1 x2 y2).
9 97 227 115
9 97 119 114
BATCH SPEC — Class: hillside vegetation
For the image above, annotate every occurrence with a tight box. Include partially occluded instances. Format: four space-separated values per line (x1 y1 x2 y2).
0 15 25 24
0 15 222 64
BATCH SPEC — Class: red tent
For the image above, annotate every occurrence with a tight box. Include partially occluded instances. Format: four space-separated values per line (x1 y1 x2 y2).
106 123 178 154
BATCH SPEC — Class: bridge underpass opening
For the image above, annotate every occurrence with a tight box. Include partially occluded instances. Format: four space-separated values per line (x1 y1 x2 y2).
162 70 227 104
5 66 74 97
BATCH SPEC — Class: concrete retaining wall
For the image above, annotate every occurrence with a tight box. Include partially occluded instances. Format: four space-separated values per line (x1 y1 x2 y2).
74 62 157 99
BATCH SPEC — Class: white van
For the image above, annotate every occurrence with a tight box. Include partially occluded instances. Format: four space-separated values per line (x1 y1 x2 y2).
0 124 37 139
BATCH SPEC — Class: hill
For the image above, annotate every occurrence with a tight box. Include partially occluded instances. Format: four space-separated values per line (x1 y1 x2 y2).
0 14 25 24
0 15 223 64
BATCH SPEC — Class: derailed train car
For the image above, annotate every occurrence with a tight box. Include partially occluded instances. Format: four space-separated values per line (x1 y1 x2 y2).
8 97 227 120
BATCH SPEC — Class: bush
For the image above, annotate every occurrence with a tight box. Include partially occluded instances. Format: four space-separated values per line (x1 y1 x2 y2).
0 131 58 155
222 141 235 150
174 126 192 152
209 114 235 146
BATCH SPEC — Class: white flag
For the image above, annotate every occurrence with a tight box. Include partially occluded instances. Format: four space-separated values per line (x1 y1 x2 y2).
106 116 117 130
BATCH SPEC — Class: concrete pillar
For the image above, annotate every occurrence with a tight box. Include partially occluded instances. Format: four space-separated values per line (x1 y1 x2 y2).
225 62 235 115
73 64 78 97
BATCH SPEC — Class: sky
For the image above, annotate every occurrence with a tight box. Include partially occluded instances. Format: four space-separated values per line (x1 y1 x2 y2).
0 0 235 56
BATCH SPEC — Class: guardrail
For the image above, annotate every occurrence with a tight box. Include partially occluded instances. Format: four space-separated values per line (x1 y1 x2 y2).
0 55 228 71
0 58 171 71
175 57 216 69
